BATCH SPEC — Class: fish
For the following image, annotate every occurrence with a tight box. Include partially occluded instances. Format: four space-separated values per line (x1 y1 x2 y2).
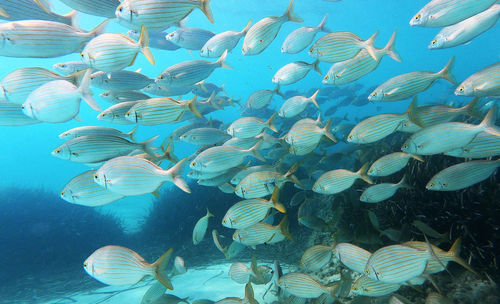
143 83 196 98
180 127 231 146
94 156 191 196
351 276 401 297
410 0 497 27
274 61 322 86
445 130 500 158
360 175 411 203
281 14 330 54
300 244 334 271
309 31 378 63
402 105 499 155
201 20 252 58
369 57 457 101
97 101 140 125
312 163 373 195
298 215 334 232
230 165 277 185
171 256 187 276
244 85 283 110
277 272 338 299
429 4 500 49
59 0 119 18
455 61 500 97
60 170 125 207
90 70 154 91
84 246 173 289
333 243 372 274
59 126 137 141
0 0 76 25
193 209 214 245
426 159 500 191
425 292 455 304
0 102 40 126
229 262 256 284
233 215 293 247
279 90 320 118
323 30 401 85
100 90 151 104
234 164 301 199
368 152 423 177
141 281 167 304
364 245 430 284
242 0 303 55
192 82 226 98
53 62 90 76
22 69 101 123
227 113 278 138
157 50 230 88
0 19 107 58
408 97 482 128
190 141 265 173
81 25 155 73
198 167 242 187
214 282 257 304
52 135 157 164
115 0 214 32
285 118 336 156
166 27 215 50
125 96 202 126
129 30 180 51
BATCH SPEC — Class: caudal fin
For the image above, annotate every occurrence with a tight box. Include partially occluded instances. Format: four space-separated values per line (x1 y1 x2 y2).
438 57 457 85
90 20 109 37
383 30 402 62
141 135 159 156
152 248 174 290
244 283 259 304
310 89 320 109
126 125 138 142
274 83 285 98
285 162 304 188
64 10 79 28
216 50 232 69
0 6 9 18
249 140 266 162
283 0 303 23
448 238 477 275
323 118 337 143
79 69 101 112
166 158 191 193
278 215 293 241
138 25 155 66
186 95 203 119
200 0 214 24
365 30 379 61
464 98 483 120
407 96 426 127
267 112 278 133
357 163 374 184
312 59 322 76
317 14 330 33
479 104 498 133
241 20 252 35
270 188 286 213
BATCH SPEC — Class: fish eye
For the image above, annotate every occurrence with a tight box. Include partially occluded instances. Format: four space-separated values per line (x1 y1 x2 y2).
118 6 123 12
372 92 377 96
324 75 329 80
94 174 98 179
415 14 421 20
55 149 61 154
80 53 84 58
442 183 447 186
60 64 66 67
60 191 64 196
403 144 408 148
191 161 196 166
71 152 77 156
459 87 464 92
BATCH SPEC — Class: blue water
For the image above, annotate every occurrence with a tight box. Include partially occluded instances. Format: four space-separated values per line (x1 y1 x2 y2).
0 0 499 303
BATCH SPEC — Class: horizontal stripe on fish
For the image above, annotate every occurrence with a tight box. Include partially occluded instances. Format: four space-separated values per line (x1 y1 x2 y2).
90 70 153 91
244 85 283 110
98 101 140 124
233 216 292 247
190 142 264 173
408 97 482 128
166 27 215 50
309 31 378 63
285 118 336 154
59 126 137 141
300 244 334 271
333 243 372 274
279 90 320 118
126 96 201 125
347 112 408 144
230 165 276 185
368 152 423 177
313 163 373 195
227 113 278 138
180 127 231 145
277 273 338 299
53 61 90 76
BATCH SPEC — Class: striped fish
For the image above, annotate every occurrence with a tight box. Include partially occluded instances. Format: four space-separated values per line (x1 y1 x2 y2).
426 159 500 191
360 175 410 203
90 70 153 91
369 57 456 101
408 97 482 128
201 20 252 58
166 27 215 50
52 135 157 164
277 272 338 299
59 126 137 141
312 163 373 195
157 50 230 88
140 281 167 304
300 244 334 271
0 19 107 58
180 127 231 145
60 0 120 18
0 67 77 104
230 165 276 185
143 82 195 98
368 152 423 177
401 105 499 155
198 167 241 187
125 96 202 125
53 62 90 76
333 243 372 274
351 276 401 297
455 61 500 97
279 90 320 118
282 14 329 54
97 101 140 124
242 0 302 55
84 246 173 288
445 130 500 158
0 0 75 24
94 156 190 196
0 102 40 126
233 216 292 247
410 0 497 27
214 283 257 304
429 5 500 49
190 141 265 173
365 245 430 284
234 164 301 199
425 292 455 304
188 168 231 180
227 113 278 138
116 0 214 32
129 30 180 51
61 170 125 207
81 26 155 73
323 30 401 85
223 188 285 229
273 61 322 86
193 209 213 245
229 262 254 284
22 70 100 123
100 91 150 104
256 133 282 150
309 31 378 63
244 85 283 110
285 118 336 156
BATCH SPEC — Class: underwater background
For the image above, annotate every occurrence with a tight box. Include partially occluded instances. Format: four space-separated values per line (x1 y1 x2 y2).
0 0 499 303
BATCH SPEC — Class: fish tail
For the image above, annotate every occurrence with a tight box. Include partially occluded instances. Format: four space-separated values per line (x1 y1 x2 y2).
0 6 8 18
358 163 374 184
162 140 179 163
89 20 109 37
241 20 252 35
278 215 293 241
384 30 402 62
438 57 457 85
250 255 264 283
141 135 159 156
200 0 214 24
216 50 232 69
365 30 379 60
318 14 330 33
411 154 425 162
270 188 286 213
310 89 320 109
312 60 322 76
407 96 426 127
398 174 413 189
244 283 258 304
274 83 285 98
206 208 214 218
139 25 155 65
479 104 498 132
285 162 304 188
166 158 191 193
267 112 278 133
249 140 266 162
449 238 477 275
323 118 338 143
283 0 303 23
127 125 138 142
464 98 483 120
64 10 79 28
212 229 230 259
186 95 204 119
152 248 174 290
78 69 101 112
327 282 340 298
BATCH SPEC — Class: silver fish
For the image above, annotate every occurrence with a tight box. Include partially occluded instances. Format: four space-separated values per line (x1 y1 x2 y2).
97 101 140 125
279 90 320 118
360 175 411 203
201 20 252 58
180 127 231 145
53 61 90 76
99 91 151 104
0 0 75 25
281 14 330 54
455 61 500 97
90 70 153 91
0 102 40 126
244 85 283 110
59 0 120 18
273 60 322 86
277 272 338 299
128 29 180 51
166 27 215 50
309 31 378 63
193 209 214 245
59 126 137 141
